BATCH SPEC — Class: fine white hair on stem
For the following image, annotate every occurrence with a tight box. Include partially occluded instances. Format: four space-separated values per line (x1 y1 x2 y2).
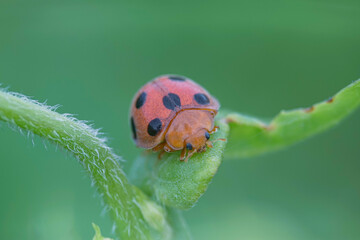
0 88 168 240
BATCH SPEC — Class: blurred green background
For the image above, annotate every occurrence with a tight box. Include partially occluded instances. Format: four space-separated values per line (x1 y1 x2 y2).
1 0 360 239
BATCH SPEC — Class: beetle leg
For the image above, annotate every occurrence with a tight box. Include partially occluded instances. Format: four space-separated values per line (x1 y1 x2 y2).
184 150 196 162
153 142 175 159
209 126 226 142
214 138 227 142
152 142 166 152
209 125 219 134
158 150 166 160
180 148 187 160
164 144 172 152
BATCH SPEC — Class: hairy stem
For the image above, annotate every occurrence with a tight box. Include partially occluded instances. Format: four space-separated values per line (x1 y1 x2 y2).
0 90 155 239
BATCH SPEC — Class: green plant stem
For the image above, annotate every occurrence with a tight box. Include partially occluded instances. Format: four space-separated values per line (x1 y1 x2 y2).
0 91 154 239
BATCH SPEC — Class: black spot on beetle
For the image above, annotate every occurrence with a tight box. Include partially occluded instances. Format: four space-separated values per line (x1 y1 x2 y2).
135 92 147 109
205 132 210 140
194 93 210 105
163 93 181 110
186 143 193 150
168 75 186 81
147 118 162 136
131 117 137 139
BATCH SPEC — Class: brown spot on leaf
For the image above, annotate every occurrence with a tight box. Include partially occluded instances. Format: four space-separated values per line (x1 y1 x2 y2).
305 106 315 113
264 124 275 131
327 97 334 103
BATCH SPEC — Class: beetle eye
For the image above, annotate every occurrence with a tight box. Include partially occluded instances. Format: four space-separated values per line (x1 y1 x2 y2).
205 132 210 140
186 143 193 150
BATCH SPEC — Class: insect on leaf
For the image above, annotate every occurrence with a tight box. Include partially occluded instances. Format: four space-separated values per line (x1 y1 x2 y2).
129 121 229 210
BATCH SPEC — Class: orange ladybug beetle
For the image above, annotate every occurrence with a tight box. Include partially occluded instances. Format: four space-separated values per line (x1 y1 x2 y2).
130 75 223 161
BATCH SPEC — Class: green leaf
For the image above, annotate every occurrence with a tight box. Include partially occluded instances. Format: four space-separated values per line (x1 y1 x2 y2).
129 121 229 210
92 223 114 240
225 79 360 159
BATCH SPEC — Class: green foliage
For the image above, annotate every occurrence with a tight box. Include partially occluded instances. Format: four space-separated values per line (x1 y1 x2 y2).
132 186 172 239
0 79 359 239
225 79 360 159
92 223 114 240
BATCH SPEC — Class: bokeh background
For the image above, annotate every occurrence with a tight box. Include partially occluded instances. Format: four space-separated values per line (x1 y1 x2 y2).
1 0 360 239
